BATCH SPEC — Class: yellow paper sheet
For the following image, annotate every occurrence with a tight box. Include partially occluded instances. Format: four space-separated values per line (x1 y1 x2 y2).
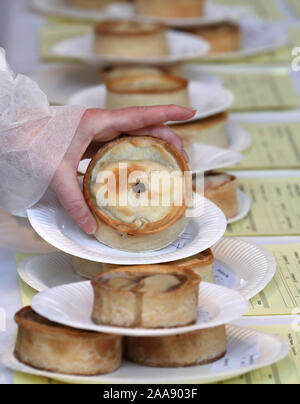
222 324 300 384
230 121 300 170
248 244 300 316
226 177 300 237
218 70 299 111
286 0 300 18
214 0 284 21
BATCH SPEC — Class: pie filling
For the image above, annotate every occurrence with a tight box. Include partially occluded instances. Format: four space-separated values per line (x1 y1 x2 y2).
101 272 187 293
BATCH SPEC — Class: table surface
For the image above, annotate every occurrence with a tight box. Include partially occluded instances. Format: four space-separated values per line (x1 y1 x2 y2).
1 0 300 384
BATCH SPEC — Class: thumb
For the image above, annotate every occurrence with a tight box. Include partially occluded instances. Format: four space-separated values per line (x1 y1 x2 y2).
51 161 97 235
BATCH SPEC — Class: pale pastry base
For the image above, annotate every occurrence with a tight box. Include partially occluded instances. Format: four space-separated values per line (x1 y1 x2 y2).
178 261 215 283
107 87 190 109
93 214 190 252
125 325 226 367
136 0 204 18
15 323 122 376
94 32 169 58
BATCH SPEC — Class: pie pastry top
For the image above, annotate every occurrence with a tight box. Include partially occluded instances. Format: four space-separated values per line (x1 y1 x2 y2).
84 136 190 232
92 265 201 328
106 74 190 109
14 306 122 376
171 112 229 151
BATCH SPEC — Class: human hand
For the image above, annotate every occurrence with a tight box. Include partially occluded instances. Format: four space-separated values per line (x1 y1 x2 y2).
51 105 195 234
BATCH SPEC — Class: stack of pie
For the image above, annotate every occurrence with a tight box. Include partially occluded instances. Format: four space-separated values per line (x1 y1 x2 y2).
83 136 191 252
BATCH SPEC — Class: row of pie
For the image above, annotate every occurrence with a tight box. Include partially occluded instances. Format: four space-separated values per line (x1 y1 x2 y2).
93 19 241 57
14 253 226 375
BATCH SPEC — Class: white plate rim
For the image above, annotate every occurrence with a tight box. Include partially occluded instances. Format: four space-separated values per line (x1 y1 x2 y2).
3 325 290 384
30 281 249 336
27 192 227 265
17 237 276 300
227 190 251 224
52 31 211 65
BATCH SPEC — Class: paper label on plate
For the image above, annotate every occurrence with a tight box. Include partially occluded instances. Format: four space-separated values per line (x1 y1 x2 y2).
211 333 259 372
218 71 299 112
229 121 300 170
226 178 300 237
222 324 300 384
214 260 244 290
248 244 300 316
213 0 283 20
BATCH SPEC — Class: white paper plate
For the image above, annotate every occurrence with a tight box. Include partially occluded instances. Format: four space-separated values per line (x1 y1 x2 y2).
3 325 289 384
31 0 248 27
31 280 248 336
227 190 251 225
203 19 288 61
17 237 276 300
27 192 226 265
31 0 134 21
68 81 234 124
52 31 210 65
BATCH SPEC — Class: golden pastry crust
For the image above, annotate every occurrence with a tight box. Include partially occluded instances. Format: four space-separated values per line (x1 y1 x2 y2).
171 112 229 151
83 136 191 252
191 22 241 54
125 325 226 367
106 74 190 109
194 172 238 219
92 265 201 328
14 307 122 376
94 20 169 58
136 0 204 18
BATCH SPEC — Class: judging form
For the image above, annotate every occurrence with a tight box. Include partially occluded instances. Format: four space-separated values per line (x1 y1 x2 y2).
226 178 300 237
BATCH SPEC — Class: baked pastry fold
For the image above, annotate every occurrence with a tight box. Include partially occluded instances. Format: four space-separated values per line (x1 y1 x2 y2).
92 265 201 328
83 136 191 252
190 22 241 54
194 172 238 219
136 0 204 18
94 20 169 58
14 307 122 376
106 74 189 109
125 325 226 367
171 113 229 154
